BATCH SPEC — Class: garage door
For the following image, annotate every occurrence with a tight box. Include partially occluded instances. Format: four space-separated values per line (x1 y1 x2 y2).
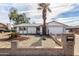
48 26 64 34
28 27 36 34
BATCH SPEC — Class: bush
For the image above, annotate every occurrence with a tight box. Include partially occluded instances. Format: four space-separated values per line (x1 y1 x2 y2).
10 32 19 39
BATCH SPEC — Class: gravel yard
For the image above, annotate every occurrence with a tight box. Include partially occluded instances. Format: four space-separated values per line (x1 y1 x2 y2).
0 32 11 40
17 35 62 48
0 34 62 48
17 35 41 48
0 33 11 48
0 41 11 48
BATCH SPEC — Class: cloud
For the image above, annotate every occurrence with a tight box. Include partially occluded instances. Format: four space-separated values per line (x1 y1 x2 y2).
0 3 78 26
56 16 79 26
0 3 35 24
55 3 79 18
50 3 79 26
0 3 31 12
31 15 42 19
0 12 10 23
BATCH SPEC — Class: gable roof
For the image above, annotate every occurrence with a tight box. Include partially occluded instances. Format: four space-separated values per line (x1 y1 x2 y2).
14 23 42 27
47 21 69 27
14 21 69 27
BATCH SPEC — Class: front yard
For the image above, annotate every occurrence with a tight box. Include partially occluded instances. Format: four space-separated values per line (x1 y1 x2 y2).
0 33 62 48
17 35 62 48
0 32 11 40
0 33 79 55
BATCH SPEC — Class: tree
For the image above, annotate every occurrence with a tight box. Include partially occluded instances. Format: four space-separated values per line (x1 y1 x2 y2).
22 13 30 23
17 13 30 24
17 14 25 24
9 7 18 24
38 3 51 35
9 7 30 24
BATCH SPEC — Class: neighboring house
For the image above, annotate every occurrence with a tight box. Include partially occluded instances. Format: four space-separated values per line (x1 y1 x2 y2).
66 26 79 34
0 23 8 31
14 21 69 35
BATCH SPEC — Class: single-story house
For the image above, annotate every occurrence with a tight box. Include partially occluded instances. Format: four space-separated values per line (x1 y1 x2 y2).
66 25 79 34
14 21 69 35
14 23 42 35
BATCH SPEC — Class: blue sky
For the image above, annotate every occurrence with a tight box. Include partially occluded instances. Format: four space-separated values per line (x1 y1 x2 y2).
0 3 79 26
56 4 79 18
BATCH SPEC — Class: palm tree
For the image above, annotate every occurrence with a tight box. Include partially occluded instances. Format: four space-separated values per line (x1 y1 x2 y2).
38 3 51 35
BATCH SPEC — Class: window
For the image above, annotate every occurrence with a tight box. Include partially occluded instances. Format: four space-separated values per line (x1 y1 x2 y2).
23 27 26 30
19 27 26 30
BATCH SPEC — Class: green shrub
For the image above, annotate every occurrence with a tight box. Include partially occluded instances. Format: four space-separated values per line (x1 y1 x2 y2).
10 32 18 39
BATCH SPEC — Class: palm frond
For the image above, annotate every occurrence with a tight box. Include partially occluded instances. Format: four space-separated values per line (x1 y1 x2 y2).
38 3 50 7
37 8 42 10
38 3 45 7
48 8 52 12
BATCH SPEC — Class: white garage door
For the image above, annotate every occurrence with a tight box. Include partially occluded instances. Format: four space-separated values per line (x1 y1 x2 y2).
48 26 64 34
28 27 36 34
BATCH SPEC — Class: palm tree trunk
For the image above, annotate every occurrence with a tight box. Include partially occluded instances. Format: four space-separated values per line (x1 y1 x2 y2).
42 8 47 35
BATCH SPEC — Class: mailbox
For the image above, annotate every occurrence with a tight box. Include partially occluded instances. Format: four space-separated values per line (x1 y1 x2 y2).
64 33 75 56
66 35 74 41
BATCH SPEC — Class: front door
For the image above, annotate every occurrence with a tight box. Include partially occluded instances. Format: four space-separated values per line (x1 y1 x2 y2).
36 27 40 35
